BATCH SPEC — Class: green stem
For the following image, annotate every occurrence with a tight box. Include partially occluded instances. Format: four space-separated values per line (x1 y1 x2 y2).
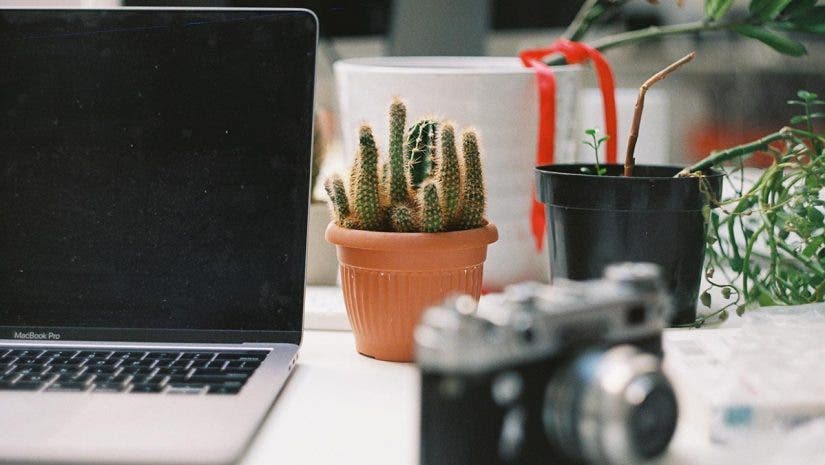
741 223 766 301
547 19 742 65
563 0 600 41
589 20 737 52
677 129 823 175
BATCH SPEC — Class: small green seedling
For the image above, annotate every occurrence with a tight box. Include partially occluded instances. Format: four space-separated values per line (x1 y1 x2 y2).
581 128 608 176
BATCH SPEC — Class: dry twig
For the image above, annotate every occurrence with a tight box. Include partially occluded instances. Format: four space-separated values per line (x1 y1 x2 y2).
624 52 696 176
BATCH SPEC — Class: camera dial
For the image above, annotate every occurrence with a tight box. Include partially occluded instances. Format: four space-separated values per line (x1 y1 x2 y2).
543 345 678 465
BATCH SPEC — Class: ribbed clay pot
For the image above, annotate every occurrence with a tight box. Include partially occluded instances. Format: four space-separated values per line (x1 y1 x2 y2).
325 222 498 362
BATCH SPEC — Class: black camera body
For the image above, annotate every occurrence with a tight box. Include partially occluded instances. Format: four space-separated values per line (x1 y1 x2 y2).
416 263 678 465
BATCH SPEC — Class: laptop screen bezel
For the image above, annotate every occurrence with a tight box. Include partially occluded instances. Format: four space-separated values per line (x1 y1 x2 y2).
0 7 317 346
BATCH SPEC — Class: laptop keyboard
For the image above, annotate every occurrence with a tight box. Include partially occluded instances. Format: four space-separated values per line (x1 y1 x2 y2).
0 347 268 395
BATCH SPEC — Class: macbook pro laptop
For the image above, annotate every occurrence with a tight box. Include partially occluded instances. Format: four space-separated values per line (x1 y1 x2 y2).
0 8 316 464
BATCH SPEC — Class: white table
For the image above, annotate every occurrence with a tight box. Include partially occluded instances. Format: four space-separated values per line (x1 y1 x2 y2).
240 329 763 465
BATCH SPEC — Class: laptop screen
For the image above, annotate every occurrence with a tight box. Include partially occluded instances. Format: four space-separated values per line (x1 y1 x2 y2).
0 9 315 339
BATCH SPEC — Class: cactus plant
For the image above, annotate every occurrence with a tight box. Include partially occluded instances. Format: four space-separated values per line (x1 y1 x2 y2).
437 124 462 228
388 99 411 205
459 130 485 230
325 99 486 233
352 125 382 231
406 119 438 189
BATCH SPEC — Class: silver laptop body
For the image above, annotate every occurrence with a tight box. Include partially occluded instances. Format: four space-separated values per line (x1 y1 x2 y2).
0 8 317 464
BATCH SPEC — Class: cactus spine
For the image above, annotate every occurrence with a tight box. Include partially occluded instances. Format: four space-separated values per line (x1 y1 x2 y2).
324 100 486 233
459 131 485 229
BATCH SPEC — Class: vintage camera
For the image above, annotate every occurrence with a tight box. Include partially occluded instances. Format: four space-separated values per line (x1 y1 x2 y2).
416 263 678 465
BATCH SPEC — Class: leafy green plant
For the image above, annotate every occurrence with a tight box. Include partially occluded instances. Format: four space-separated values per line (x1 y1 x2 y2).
555 0 823 61
679 90 825 327
325 99 487 233
580 128 609 175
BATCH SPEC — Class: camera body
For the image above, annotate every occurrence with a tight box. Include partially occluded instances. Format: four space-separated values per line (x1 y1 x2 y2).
416 263 678 465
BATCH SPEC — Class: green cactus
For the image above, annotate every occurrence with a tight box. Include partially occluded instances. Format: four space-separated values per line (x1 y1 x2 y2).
406 119 438 189
388 98 411 205
324 99 487 234
419 181 444 233
389 202 416 232
352 125 383 230
340 216 361 230
437 124 462 227
323 174 350 224
458 130 486 229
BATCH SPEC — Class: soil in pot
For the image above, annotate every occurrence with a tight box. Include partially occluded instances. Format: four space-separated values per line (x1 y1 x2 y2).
325 222 498 362
536 164 723 325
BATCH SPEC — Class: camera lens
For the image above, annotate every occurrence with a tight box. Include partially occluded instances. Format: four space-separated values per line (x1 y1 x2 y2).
543 345 678 465
629 379 678 458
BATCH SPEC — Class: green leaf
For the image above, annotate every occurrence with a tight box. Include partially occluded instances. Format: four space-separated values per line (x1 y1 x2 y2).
791 113 825 124
798 90 818 100
757 291 776 306
784 0 817 17
719 310 730 321
802 242 818 257
731 256 744 273
790 6 825 26
706 0 736 20
807 207 824 224
733 24 807 56
722 287 732 299
749 0 794 20
700 291 712 307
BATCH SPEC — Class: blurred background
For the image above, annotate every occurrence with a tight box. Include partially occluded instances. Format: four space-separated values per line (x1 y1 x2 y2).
5 0 824 170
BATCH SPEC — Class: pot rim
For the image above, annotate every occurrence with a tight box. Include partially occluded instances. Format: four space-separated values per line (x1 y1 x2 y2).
334 56 581 75
325 222 498 251
536 163 724 180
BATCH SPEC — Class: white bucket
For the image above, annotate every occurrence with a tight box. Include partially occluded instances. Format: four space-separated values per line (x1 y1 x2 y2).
334 57 583 289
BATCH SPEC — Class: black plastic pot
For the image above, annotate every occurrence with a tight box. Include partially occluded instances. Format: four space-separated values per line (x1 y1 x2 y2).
536 164 723 325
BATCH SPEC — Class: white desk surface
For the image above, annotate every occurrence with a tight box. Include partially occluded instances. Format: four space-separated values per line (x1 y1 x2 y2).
241 329 768 465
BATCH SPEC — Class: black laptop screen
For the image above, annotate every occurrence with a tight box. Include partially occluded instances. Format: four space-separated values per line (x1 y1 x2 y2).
0 10 315 335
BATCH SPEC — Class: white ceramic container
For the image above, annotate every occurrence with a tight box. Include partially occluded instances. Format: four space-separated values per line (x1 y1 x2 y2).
334 57 583 289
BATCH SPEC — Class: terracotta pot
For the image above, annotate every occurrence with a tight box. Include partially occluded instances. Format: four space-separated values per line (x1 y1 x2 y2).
325 222 498 362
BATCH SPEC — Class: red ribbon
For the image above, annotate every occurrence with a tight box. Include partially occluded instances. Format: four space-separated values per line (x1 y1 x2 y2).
519 39 617 250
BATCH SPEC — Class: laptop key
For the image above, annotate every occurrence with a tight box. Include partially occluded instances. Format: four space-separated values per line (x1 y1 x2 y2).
207 385 242 395
167 385 205 394
122 359 157 368
111 351 146 359
93 383 127 393
1 381 42 391
187 375 246 385
191 367 224 376
119 365 153 374
18 374 54 384
130 383 164 393
85 366 120 375
48 382 90 392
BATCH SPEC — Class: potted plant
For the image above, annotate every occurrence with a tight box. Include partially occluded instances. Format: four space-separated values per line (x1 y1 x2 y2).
334 0 824 290
536 53 726 325
324 99 498 362
679 90 824 327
